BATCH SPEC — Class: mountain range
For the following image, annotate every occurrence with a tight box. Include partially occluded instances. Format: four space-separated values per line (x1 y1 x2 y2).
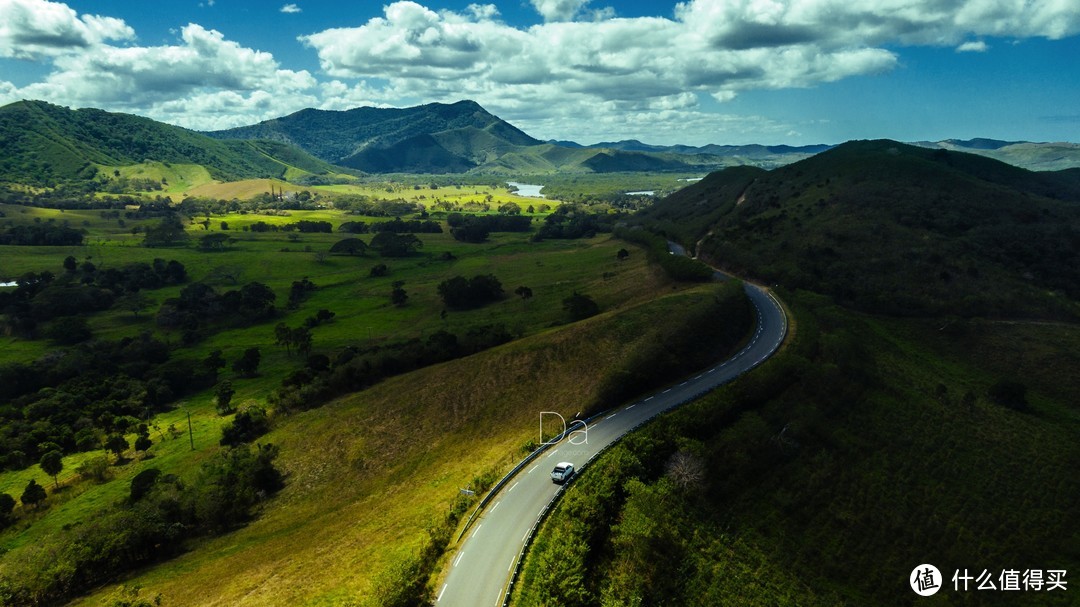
2 99 1080 184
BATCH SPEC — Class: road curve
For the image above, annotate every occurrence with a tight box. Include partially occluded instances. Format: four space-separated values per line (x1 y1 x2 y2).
436 280 787 607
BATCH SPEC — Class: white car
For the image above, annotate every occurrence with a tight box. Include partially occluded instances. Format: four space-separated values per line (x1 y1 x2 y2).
551 462 574 484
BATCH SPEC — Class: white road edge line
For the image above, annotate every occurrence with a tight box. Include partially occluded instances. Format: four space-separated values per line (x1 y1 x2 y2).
508 482 519 493
454 551 465 567
491 501 501 512
438 583 447 602
471 523 483 539
645 396 654 401
527 464 539 474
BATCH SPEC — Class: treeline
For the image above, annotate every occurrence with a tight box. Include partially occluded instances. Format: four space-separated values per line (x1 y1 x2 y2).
534 204 618 240
270 324 516 413
0 223 85 246
593 280 752 411
0 443 283 607
247 220 333 233
339 218 443 234
156 281 278 342
446 213 532 243
1 257 186 339
614 227 715 281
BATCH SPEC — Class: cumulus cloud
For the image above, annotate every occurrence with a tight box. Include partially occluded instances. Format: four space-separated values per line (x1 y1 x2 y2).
7 22 318 130
296 0 1080 142
956 40 989 52
530 0 590 22
280 4 301 13
0 0 134 59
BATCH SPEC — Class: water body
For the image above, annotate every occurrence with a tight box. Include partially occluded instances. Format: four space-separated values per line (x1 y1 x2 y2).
678 177 704 182
625 191 656 196
0 281 17 287
506 182 545 198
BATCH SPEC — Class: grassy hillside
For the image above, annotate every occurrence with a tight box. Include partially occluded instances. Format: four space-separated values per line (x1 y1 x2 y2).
639 140 1080 318
514 291 1079 606
54 278 739 607
0 101 342 185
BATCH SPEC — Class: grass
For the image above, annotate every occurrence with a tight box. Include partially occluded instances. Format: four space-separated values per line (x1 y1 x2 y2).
59 280 729 607
1 200 704 605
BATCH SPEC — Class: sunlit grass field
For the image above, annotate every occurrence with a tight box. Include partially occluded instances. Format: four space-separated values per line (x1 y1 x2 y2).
0 198 697 605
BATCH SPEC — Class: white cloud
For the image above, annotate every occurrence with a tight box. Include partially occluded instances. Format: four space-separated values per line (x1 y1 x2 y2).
956 40 989 52
530 0 590 22
297 0 1080 143
280 4 301 14
7 22 318 130
0 0 134 59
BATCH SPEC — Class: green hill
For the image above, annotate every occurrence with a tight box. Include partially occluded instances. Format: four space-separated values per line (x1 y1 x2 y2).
208 100 733 175
639 139 1080 318
0 100 342 185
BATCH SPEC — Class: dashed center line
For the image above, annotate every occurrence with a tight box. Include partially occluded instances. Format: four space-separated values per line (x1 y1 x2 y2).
508 482 519 493
438 583 448 602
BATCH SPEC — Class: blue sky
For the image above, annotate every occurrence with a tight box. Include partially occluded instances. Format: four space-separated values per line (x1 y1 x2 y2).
1 0 1078 146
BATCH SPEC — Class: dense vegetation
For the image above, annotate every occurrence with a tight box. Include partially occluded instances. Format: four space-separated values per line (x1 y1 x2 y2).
0 443 283 606
637 140 1080 318
516 292 1079 606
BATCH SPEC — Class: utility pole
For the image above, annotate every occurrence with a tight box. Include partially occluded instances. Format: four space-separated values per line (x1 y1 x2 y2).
187 411 194 451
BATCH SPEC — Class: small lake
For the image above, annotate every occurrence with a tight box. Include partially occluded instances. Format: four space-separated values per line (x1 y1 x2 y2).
507 182 546 198
0 281 17 288
625 191 656 196
678 177 704 182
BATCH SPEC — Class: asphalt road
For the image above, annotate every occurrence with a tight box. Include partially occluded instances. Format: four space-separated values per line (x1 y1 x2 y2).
436 281 787 607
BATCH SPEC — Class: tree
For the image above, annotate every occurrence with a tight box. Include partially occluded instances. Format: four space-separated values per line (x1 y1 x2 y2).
514 285 533 307
63 255 77 273
133 434 153 454
21 479 46 509
203 349 226 380
45 316 92 344
329 237 368 256
617 248 630 261
40 450 64 489
370 263 389 277
143 214 188 247
370 232 422 257
0 493 15 526
104 434 129 462
118 292 153 318
274 322 293 355
220 406 271 446
215 380 236 415
199 233 231 250
391 281 408 307
563 292 600 321
233 347 261 377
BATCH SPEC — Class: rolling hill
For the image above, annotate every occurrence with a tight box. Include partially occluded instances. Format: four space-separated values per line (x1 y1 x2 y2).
207 100 737 175
0 100 343 185
638 139 1080 318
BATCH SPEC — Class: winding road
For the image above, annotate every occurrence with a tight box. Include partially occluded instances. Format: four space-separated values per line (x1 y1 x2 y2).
436 263 787 606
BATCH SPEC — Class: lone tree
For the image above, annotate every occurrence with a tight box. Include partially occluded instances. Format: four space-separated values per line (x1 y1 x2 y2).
133 432 152 454
104 434 129 462
617 248 630 261
563 292 600 321
514 285 533 307
21 479 46 509
329 237 368 256
233 347 262 377
39 450 64 489
215 380 236 415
